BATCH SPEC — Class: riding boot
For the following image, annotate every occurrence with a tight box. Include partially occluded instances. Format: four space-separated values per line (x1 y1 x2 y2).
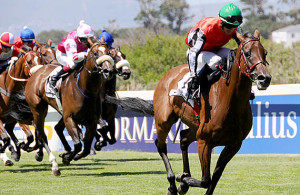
49 68 67 88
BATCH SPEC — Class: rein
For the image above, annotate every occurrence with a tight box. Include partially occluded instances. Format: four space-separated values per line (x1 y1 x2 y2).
8 51 34 82
237 38 268 79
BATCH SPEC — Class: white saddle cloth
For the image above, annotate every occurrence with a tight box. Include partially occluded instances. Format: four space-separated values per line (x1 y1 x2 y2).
169 72 196 108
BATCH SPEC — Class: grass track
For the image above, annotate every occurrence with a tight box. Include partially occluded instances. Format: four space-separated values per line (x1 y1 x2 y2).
0 150 299 195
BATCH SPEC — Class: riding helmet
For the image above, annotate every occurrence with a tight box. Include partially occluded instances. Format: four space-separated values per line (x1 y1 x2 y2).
0 32 15 47
77 20 95 38
98 30 114 45
219 3 243 26
20 26 35 41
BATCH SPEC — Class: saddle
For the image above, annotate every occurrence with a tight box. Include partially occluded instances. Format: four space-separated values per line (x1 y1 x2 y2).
169 49 236 108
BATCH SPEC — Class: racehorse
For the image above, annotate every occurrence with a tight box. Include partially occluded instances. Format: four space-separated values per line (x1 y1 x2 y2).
153 30 271 194
52 47 131 153
24 37 115 175
6 41 58 163
94 46 131 150
105 30 271 194
36 39 59 65
0 47 42 163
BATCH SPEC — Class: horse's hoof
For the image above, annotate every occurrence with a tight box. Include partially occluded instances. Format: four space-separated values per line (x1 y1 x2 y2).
4 160 14 166
11 152 20 162
52 169 61 176
108 138 116 145
94 142 102 151
35 153 43 162
178 183 189 195
62 158 70 166
166 189 177 195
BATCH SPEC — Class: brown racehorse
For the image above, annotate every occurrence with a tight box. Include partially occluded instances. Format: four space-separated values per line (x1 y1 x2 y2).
53 47 131 152
0 48 42 158
105 30 272 194
24 38 115 175
6 41 57 162
94 47 131 150
153 30 271 194
36 39 59 65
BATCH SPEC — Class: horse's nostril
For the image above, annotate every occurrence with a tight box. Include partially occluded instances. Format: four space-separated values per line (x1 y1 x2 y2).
257 75 266 81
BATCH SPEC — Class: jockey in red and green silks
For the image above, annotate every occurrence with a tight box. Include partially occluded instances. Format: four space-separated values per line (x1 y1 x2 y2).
185 3 243 94
49 20 95 88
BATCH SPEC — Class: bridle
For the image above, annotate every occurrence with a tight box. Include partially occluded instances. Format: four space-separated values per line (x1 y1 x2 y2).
38 45 56 64
8 51 36 81
83 43 114 75
237 38 269 80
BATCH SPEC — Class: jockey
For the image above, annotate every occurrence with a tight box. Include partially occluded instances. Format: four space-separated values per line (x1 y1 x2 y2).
0 32 20 74
49 20 95 89
98 30 114 49
185 3 243 95
14 26 36 50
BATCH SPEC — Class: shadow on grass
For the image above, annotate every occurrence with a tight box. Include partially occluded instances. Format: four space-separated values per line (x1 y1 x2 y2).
71 170 166 177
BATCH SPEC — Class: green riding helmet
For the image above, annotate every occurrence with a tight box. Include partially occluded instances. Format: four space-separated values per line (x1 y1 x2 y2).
219 3 243 26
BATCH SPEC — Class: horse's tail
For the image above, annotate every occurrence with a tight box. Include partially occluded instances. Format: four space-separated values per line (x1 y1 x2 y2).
104 95 154 116
9 91 33 122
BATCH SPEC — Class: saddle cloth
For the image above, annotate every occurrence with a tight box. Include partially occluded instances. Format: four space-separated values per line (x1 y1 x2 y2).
169 72 195 108
45 68 62 98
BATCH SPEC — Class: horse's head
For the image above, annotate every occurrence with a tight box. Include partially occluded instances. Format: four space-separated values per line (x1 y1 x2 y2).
236 30 272 90
36 39 57 64
85 37 115 80
10 47 42 80
109 47 131 80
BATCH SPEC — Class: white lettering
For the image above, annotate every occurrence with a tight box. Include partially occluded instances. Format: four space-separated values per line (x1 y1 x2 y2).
287 111 297 138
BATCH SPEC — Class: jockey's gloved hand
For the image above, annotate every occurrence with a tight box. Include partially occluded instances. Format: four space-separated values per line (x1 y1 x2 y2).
8 57 18 65
188 76 199 94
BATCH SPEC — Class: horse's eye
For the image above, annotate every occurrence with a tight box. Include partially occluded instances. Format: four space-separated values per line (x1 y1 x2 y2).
264 49 268 56
28 61 32 65
43 54 47 57
94 52 98 57
244 50 251 58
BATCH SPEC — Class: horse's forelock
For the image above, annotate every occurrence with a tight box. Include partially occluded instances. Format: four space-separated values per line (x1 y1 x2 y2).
243 32 255 39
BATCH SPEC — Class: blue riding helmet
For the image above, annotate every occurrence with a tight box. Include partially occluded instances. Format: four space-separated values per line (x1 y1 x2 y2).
20 27 35 41
98 30 114 46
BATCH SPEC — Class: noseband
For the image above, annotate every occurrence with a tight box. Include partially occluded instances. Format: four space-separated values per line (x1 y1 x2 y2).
238 38 268 79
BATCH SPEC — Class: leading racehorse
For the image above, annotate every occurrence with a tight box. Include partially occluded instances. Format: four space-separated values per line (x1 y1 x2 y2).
153 30 271 194
24 38 115 176
105 30 271 194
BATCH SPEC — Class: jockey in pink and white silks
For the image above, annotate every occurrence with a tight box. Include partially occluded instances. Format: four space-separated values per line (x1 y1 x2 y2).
49 20 95 89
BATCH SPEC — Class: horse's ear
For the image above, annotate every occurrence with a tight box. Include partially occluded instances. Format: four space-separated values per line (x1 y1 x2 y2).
116 46 120 52
47 39 52 46
19 48 26 55
35 40 41 48
236 32 245 42
254 29 260 40
100 37 105 45
87 37 94 48
33 46 38 52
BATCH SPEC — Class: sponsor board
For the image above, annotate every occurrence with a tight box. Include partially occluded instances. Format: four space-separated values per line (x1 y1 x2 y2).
11 85 300 154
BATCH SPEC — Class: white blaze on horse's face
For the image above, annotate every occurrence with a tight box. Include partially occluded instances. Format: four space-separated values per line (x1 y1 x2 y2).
34 56 39 66
98 46 106 54
117 51 124 60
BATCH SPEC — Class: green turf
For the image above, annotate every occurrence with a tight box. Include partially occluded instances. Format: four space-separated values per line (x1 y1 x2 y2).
0 151 299 195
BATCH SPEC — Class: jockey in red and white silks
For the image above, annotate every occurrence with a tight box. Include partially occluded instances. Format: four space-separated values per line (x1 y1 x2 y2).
49 20 95 89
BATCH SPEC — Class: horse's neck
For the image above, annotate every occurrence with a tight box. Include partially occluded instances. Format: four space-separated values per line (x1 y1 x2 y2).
6 59 27 91
213 49 251 106
78 65 103 96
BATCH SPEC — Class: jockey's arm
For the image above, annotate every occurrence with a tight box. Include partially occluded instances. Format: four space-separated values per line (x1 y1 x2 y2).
233 26 243 46
64 39 86 64
187 28 206 77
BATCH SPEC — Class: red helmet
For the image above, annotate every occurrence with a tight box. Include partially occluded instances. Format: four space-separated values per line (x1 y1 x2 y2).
0 32 15 47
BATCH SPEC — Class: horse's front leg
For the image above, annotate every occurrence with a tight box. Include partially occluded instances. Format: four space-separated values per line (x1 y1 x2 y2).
74 123 96 161
62 117 82 164
18 122 34 151
0 120 10 153
205 143 242 195
4 121 21 161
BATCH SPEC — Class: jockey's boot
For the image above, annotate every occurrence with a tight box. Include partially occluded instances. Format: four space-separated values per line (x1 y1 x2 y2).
49 68 66 89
